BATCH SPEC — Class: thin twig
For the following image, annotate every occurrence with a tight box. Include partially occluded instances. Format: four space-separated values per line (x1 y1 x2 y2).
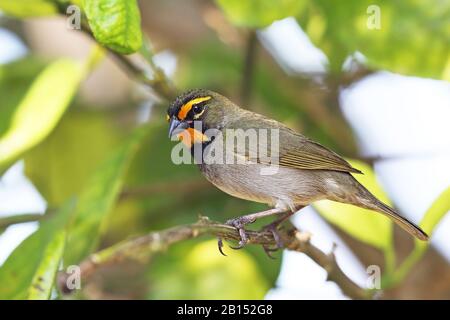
0 213 45 230
58 217 373 299
58 3 177 101
240 31 258 106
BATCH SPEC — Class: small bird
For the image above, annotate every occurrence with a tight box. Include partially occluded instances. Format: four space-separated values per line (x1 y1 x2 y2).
167 89 428 252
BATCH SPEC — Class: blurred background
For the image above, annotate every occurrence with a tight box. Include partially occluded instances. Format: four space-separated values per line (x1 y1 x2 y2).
0 0 449 299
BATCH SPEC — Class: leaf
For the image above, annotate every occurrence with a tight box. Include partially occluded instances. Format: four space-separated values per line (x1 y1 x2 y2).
82 0 143 54
24 109 125 206
27 229 66 300
0 0 57 17
64 126 149 266
148 240 269 299
387 186 450 287
0 201 74 300
314 159 393 251
296 0 450 79
418 186 450 236
0 58 48 138
0 59 85 172
216 0 305 28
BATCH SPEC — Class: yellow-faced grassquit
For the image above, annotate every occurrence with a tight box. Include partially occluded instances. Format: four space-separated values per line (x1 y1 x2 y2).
167 89 428 252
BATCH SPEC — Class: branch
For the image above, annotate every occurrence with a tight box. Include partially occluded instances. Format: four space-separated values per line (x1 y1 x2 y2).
58 3 177 101
0 213 44 230
58 217 373 299
240 31 258 106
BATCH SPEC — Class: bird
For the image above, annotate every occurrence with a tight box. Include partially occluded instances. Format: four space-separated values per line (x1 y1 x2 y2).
166 89 428 253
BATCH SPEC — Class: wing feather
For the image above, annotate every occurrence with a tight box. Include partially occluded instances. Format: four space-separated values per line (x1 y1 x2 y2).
224 109 362 174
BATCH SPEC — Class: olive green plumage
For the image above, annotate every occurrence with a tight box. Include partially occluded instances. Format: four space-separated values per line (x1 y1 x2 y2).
167 89 428 241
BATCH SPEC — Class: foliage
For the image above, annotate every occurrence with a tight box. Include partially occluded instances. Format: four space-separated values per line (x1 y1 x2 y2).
0 0 448 299
0 201 74 299
82 0 143 54
0 59 86 173
218 0 450 79
0 0 57 17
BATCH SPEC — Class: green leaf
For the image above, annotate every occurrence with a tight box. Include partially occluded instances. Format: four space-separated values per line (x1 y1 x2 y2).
0 59 85 172
82 0 143 54
297 0 450 79
64 126 149 266
0 58 48 138
0 201 74 300
148 240 269 299
314 159 393 251
418 186 450 235
27 229 66 300
24 109 125 206
216 0 305 28
0 0 57 17
387 186 450 287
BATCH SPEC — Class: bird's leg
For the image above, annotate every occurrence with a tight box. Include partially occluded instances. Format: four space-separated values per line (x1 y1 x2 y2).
261 212 293 249
261 206 304 255
225 207 289 250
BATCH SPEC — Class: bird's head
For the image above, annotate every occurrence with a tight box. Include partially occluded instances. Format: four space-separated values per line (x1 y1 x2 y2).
167 89 231 146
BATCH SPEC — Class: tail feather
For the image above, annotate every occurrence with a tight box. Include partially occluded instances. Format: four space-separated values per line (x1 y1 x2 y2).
355 184 429 241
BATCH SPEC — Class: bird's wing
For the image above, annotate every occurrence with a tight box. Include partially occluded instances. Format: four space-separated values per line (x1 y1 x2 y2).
276 136 362 174
225 111 362 174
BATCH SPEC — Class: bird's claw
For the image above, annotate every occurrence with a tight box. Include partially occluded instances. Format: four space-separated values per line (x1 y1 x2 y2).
262 221 285 248
217 237 227 256
225 216 256 250
262 245 278 259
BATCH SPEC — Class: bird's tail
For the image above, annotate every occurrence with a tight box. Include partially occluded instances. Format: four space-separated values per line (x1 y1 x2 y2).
353 183 429 241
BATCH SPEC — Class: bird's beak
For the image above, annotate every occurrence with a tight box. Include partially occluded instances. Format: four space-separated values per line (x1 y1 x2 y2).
168 117 189 138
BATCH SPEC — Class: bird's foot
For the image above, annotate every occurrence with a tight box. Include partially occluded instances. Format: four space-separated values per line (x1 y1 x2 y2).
259 219 288 258
262 245 278 259
225 216 256 250
217 237 227 256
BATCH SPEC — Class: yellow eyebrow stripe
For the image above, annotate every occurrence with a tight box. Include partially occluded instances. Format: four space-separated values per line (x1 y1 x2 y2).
178 96 211 120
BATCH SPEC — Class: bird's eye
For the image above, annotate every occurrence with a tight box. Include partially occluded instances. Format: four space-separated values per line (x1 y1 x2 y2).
192 105 203 114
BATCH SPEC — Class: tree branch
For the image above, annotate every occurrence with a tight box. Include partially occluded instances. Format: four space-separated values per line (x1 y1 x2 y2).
58 217 373 299
240 31 258 106
58 3 177 101
0 213 44 230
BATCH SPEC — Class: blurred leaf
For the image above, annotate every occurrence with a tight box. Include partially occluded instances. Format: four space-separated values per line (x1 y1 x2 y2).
24 109 124 206
418 186 450 235
0 0 57 17
0 59 85 173
297 0 450 79
0 58 47 137
216 0 305 28
387 186 450 287
148 240 269 299
64 126 149 266
0 201 74 300
27 229 66 300
314 159 393 251
82 0 143 54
